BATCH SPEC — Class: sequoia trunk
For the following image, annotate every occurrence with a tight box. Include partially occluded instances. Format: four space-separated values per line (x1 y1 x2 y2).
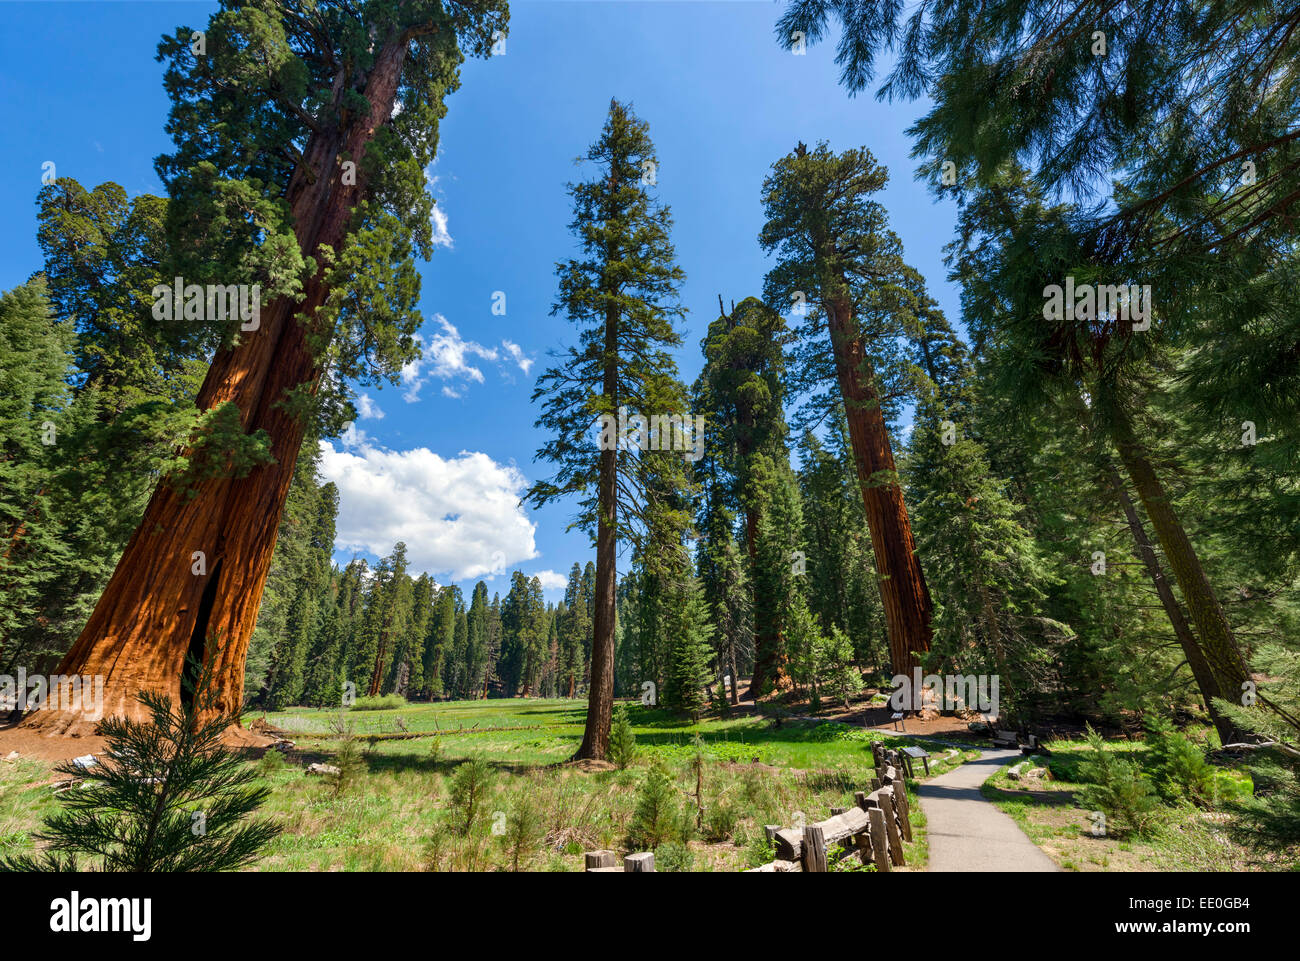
826 297 932 675
23 33 414 737
574 305 620 760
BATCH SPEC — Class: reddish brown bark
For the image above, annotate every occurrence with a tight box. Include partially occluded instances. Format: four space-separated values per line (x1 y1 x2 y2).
22 29 418 738
367 632 390 699
574 298 620 760
827 297 933 676
577 449 618 758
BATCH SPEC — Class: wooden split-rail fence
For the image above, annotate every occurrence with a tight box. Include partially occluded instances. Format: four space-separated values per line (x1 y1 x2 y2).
746 742 913 873
584 742 916 874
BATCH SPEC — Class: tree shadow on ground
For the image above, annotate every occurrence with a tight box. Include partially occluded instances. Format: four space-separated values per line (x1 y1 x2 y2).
980 781 1080 810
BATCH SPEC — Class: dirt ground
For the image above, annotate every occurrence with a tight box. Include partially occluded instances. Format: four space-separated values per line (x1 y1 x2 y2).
829 702 980 740
717 677 990 741
0 716 275 768
0 722 107 765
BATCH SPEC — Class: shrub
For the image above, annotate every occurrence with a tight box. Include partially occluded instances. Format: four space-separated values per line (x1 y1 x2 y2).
654 840 695 872
703 799 738 842
608 703 637 770
1145 716 1218 805
448 757 494 836
350 694 407 711
326 710 366 796
499 792 543 871
258 746 288 776
1075 725 1160 836
628 757 681 849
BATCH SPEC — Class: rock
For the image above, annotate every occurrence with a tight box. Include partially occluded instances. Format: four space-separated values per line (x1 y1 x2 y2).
2 751 19 762
1028 767 1049 779
306 763 340 777
71 754 97 770
968 721 990 734
1007 762 1028 781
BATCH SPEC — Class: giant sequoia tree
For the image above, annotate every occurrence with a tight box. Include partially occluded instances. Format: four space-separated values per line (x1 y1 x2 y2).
527 100 689 759
696 297 791 697
777 0 1300 474
26 0 508 736
760 142 933 675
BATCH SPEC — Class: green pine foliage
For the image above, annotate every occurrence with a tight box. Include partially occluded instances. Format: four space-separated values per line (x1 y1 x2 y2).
662 576 715 719
608 703 638 770
447 757 494 836
499 792 543 872
628 757 686 849
1075 726 1161 837
1144 716 1220 805
0 656 279 872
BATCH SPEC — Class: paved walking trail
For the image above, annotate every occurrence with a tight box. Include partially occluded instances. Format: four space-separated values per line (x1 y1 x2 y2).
917 748 1059 872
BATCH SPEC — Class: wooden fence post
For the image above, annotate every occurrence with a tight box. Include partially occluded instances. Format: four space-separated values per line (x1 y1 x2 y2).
624 852 654 873
585 850 618 871
802 824 828 873
878 788 906 866
867 808 891 872
892 784 913 841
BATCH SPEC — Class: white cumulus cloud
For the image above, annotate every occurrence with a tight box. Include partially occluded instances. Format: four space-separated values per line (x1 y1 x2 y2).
401 315 499 402
319 434 537 582
529 569 569 591
502 340 534 376
400 316 540 402
356 393 384 420
431 201 452 248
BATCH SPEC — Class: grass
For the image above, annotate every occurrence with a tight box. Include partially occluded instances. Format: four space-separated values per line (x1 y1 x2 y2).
0 697 965 872
979 739 1276 872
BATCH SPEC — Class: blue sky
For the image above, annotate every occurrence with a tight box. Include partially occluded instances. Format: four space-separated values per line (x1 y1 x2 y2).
0 0 962 601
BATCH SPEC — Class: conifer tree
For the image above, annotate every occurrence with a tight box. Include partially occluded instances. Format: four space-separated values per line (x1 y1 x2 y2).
0 281 76 674
608 701 638 770
0 651 279 871
696 296 790 697
760 141 933 675
251 446 338 707
663 576 715 720
796 418 883 670
561 563 589 697
693 454 749 705
465 581 491 697
422 585 457 699
301 581 344 708
526 100 689 759
748 453 805 696
26 0 510 735
952 166 1254 741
